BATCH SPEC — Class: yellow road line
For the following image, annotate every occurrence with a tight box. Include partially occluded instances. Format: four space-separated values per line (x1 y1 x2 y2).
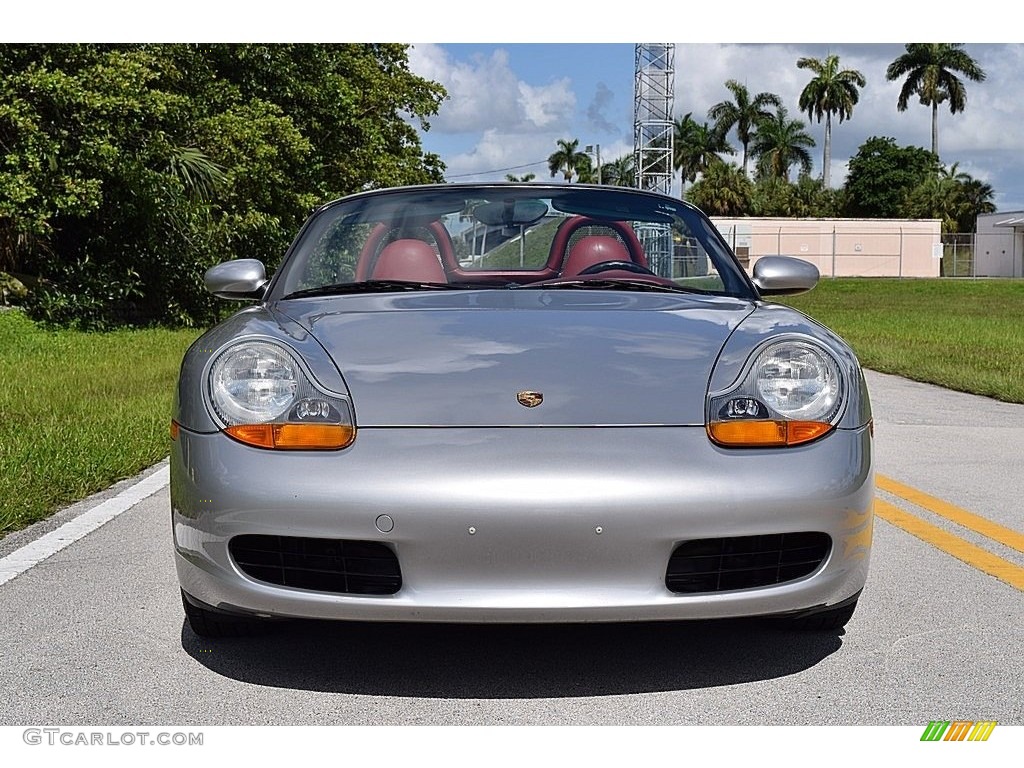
874 499 1024 592
876 473 1024 554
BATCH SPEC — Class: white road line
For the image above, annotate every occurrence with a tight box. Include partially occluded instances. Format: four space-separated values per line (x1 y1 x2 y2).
0 465 169 587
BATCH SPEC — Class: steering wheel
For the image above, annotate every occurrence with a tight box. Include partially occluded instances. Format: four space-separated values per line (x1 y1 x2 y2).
577 260 656 276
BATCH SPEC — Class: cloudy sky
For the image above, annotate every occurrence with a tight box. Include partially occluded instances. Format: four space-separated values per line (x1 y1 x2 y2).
408 42 1024 211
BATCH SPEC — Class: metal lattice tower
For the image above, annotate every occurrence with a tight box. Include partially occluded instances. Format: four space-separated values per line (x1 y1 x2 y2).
633 44 675 275
633 43 675 197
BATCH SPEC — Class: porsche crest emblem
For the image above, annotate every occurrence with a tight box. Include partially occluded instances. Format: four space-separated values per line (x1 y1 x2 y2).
517 391 543 408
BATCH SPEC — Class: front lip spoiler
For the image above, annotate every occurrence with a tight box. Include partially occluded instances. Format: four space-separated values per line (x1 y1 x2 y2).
180 587 866 625
762 588 863 620
181 589 283 622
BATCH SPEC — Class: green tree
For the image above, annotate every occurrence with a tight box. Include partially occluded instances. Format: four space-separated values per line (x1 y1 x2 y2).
750 176 798 217
904 162 997 233
707 79 782 177
547 138 589 183
843 136 938 218
797 54 866 189
505 173 536 182
574 152 596 183
749 106 816 181
957 177 996 232
0 44 446 328
673 113 734 190
793 174 846 217
885 43 986 158
599 155 635 187
685 163 753 216
903 172 961 232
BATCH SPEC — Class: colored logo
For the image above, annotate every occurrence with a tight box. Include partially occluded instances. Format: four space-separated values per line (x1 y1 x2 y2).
516 391 543 408
921 721 997 741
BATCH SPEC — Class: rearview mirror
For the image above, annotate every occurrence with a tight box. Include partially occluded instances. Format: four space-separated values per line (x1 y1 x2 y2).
473 200 549 227
204 259 267 300
751 256 819 296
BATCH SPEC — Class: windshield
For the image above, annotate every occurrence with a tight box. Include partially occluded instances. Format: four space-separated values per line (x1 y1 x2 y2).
270 185 755 300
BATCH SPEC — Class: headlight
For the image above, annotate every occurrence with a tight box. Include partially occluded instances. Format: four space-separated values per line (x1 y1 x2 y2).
708 339 844 447
211 342 298 425
754 342 841 421
208 340 355 450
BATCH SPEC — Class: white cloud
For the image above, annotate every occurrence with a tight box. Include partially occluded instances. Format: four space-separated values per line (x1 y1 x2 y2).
518 79 574 129
408 44 574 136
443 129 558 180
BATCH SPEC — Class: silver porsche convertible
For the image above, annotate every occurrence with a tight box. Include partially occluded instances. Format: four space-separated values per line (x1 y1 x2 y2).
171 183 873 638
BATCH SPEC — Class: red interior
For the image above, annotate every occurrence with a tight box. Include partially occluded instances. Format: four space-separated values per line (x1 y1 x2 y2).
355 215 657 285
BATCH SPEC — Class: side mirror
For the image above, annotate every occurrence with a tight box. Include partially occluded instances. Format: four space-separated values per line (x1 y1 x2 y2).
751 256 819 296
204 259 267 300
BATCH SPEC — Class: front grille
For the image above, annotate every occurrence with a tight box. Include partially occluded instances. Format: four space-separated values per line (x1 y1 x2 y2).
229 535 402 595
665 532 831 594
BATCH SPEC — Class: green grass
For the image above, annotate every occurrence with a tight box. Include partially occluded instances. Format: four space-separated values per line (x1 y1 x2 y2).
476 218 561 269
0 310 201 535
779 278 1024 403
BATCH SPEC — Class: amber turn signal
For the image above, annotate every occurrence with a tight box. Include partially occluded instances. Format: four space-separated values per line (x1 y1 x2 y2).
170 420 180 441
708 420 833 447
225 423 355 450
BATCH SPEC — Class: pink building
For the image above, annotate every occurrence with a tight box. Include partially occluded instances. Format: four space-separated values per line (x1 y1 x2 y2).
711 218 942 277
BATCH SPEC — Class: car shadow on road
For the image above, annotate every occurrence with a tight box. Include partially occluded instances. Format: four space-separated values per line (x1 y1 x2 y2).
181 617 843 698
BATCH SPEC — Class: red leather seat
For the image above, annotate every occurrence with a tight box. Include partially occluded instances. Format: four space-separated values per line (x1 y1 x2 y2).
370 239 447 283
562 236 632 276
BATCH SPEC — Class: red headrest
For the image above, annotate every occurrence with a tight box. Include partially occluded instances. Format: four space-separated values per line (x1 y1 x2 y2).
562 236 632 276
371 239 447 283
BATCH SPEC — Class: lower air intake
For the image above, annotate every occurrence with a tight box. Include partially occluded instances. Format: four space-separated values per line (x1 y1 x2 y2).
666 532 831 594
229 535 402 595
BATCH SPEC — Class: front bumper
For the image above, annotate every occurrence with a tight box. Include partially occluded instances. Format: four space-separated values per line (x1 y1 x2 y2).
171 425 873 623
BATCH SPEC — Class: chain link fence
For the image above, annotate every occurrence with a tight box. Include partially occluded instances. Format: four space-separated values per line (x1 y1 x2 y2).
942 233 975 277
944 231 1024 277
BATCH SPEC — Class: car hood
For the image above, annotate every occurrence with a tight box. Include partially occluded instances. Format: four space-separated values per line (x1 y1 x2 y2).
277 290 755 427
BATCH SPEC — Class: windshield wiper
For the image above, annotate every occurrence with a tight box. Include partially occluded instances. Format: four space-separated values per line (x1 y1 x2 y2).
282 280 463 300
518 279 712 295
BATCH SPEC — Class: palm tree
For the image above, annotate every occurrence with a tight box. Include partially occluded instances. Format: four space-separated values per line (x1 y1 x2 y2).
750 106 816 181
574 153 596 183
904 162 996 233
505 173 536 182
904 171 961 232
751 176 798 217
673 113 734 191
797 54 866 189
707 79 782 177
958 177 996 232
939 164 996 232
685 163 753 216
938 161 970 185
885 44 986 159
547 139 589 183
600 154 635 187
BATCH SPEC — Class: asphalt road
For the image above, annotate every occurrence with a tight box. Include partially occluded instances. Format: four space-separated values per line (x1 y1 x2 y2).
0 370 1021 726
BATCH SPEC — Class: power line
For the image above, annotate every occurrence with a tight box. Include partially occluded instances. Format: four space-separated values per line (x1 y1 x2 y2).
445 159 549 180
